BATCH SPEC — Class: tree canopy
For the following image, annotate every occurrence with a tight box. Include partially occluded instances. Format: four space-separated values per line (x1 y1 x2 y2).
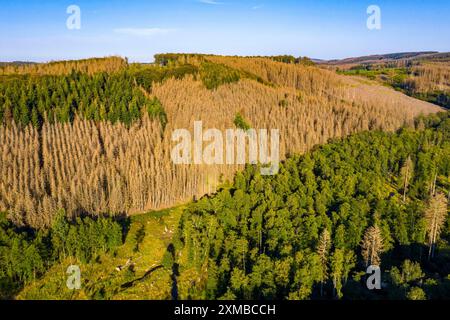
175 112 450 299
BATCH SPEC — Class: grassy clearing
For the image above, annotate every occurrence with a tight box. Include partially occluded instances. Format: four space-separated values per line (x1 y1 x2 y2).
17 206 184 300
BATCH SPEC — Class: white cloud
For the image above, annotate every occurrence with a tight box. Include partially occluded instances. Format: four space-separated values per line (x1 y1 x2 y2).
113 28 175 37
252 4 264 10
198 0 223 5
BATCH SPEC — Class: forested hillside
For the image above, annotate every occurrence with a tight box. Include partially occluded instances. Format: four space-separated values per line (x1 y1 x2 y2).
174 112 450 300
1 0 450 305
0 56 127 76
9 111 450 300
1 55 440 228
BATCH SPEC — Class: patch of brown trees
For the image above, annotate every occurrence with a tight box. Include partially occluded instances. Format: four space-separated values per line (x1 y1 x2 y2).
0 57 441 228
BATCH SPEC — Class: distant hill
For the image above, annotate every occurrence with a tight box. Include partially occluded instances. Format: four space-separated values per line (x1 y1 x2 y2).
0 56 126 76
0 61 37 66
324 52 450 109
321 51 440 65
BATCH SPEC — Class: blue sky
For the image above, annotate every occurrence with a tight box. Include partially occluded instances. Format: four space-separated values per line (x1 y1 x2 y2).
1 0 449 62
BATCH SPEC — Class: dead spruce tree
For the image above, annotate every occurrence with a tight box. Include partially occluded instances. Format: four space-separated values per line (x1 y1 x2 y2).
361 225 384 267
400 156 414 202
425 192 448 260
317 229 331 296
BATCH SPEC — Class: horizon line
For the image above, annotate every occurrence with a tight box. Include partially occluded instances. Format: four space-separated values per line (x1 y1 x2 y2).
0 50 446 64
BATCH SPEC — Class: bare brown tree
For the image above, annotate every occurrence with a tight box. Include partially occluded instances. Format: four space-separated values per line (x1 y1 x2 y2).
425 192 448 260
400 156 414 202
317 229 331 296
361 225 384 267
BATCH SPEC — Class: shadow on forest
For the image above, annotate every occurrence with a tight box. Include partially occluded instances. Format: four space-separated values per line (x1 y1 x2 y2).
120 265 163 289
381 242 450 275
118 243 179 300
166 243 179 300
